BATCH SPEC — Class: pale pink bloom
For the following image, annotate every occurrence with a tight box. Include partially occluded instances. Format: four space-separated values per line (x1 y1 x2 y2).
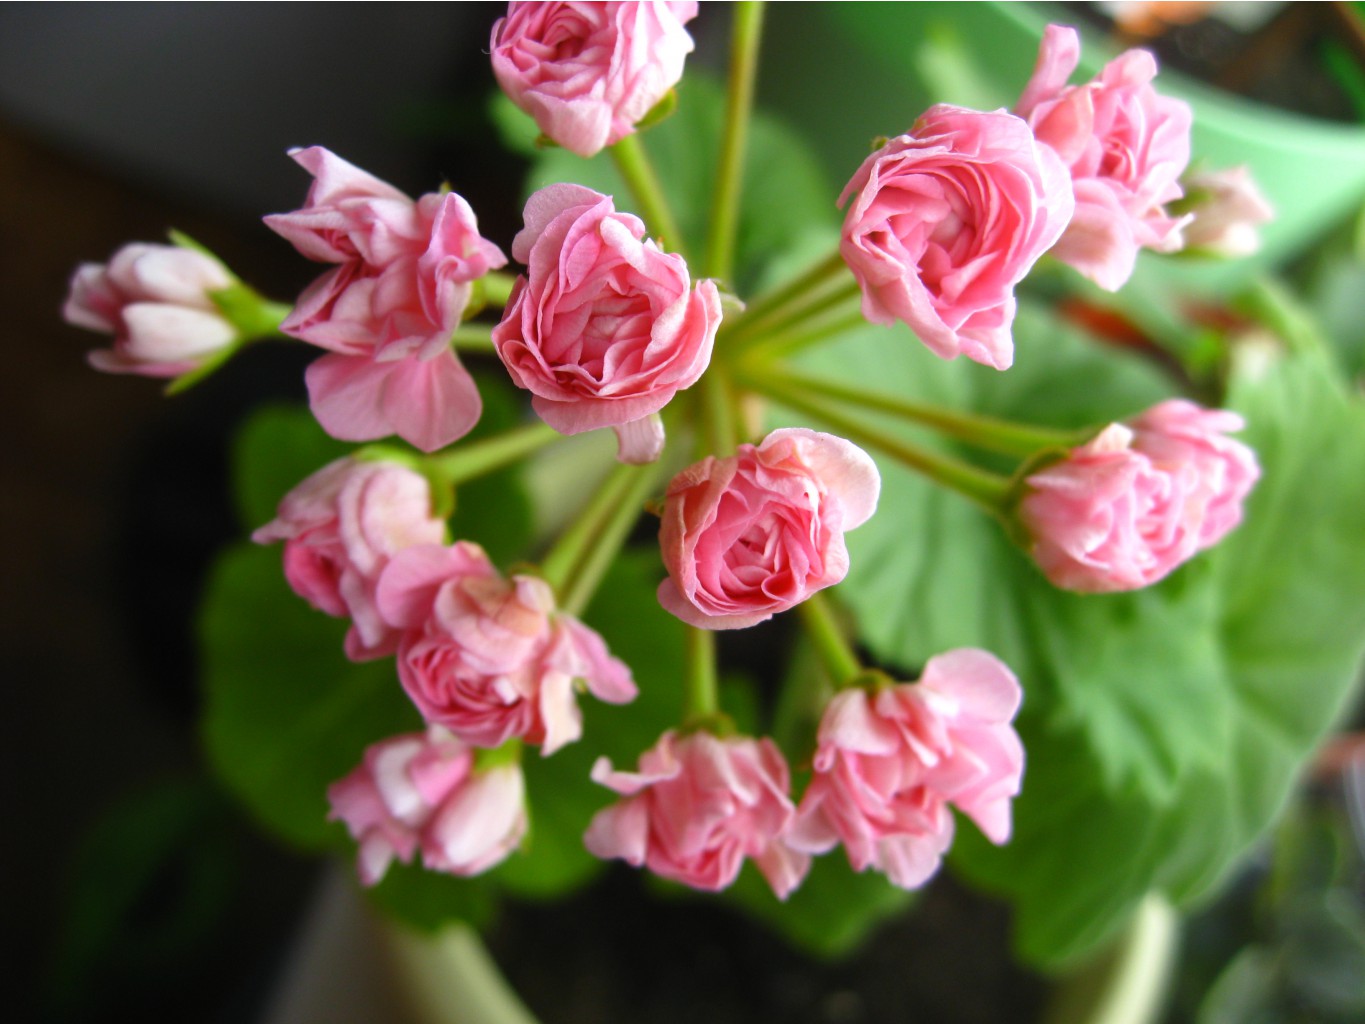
658 428 880 630
1182 166 1275 257
265 147 507 452
491 2 699 158
1019 400 1259 592
64 242 237 378
376 543 636 755
493 184 720 464
584 730 810 898
252 458 446 661
327 725 527 885
1016 24 1192 291
789 650 1024 890
839 105 1073 370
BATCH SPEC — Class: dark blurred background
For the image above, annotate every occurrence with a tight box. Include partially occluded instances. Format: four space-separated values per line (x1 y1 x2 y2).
0 5 518 1020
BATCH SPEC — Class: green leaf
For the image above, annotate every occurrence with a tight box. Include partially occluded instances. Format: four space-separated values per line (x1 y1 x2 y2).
764 282 1365 966
199 543 418 850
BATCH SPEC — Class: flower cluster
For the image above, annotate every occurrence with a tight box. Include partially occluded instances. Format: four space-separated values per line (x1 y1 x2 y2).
493 183 721 463
328 725 527 885
377 542 636 755
265 147 507 452
658 428 880 629
586 649 1024 897
64 241 238 378
255 457 635 882
67 5 1271 914
839 104 1073 370
491 1 700 157
789 651 1024 889
1015 23 1193 291
1019 400 1261 593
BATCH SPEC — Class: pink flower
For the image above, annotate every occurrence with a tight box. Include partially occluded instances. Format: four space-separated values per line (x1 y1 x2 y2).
839 105 1073 370
64 242 237 378
493 184 720 464
788 650 1024 890
327 725 527 885
375 543 637 755
658 428 881 630
1182 166 1275 258
490 2 699 158
584 730 810 898
252 457 447 661
265 147 507 452
1016 24 1192 291
1018 400 1260 592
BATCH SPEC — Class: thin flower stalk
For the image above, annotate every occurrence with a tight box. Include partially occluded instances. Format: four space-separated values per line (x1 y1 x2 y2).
425 422 562 484
739 367 1012 513
751 364 1090 456
451 323 497 354
733 304 867 363
610 133 689 259
796 592 861 688
704 1 766 284
683 625 722 726
557 460 662 617
720 252 858 349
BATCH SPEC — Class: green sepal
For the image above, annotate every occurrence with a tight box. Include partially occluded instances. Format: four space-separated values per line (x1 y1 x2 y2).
634 87 679 132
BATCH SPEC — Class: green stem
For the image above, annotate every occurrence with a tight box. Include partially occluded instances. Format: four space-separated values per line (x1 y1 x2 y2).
720 250 850 342
753 365 1090 456
683 626 721 722
557 461 660 617
610 134 688 258
739 367 1012 513
704 1 766 284
452 323 497 354
732 289 865 360
425 422 561 484
796 593 861 686
698 369 740 457
247 299 296 340
539 464 634 597
480 272 518 309
474 737 524 772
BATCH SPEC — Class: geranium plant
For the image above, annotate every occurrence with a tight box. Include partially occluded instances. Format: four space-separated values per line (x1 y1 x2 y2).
63 2 1365 1015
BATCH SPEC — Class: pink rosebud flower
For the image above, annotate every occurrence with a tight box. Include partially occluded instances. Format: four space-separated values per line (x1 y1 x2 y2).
1016 24 1193 291
376 543 636 755
1182 166 1275 258
490 2 699 158
1018 400 1260 592
658 428 881 630
839 105 1074 370
584 729 811 898
327 725 527 885
493 184 720 464
265 147 507 452
64 242 237 378
252 457 447 661
788 650 1024 890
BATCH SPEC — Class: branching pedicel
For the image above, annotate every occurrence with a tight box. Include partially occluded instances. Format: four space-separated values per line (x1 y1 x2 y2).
66 4 1268 902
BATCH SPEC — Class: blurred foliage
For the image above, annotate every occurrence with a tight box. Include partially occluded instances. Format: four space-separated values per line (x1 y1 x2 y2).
1166 789 1365 1024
